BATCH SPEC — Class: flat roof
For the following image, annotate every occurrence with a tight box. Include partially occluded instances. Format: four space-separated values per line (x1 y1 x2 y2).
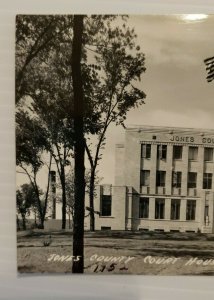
126 125 214 136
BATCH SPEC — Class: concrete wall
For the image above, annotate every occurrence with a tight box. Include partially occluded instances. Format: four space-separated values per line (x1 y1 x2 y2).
115 144 125 186
84 185 127 230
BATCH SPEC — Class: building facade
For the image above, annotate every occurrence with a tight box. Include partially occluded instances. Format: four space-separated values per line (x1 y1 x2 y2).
87 125 214 233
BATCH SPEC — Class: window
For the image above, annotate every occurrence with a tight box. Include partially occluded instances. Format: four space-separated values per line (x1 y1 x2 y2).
155 199 165 219
186 200 196 220
171 199 180 220
156 171 166 187
172 171 182 188
139 198 149 218
141 144 151 159
188 172 197 188
203 173 212 189
100 195 111 216
189 146 198 160
204 147 213 161
157 145 167 160
173 145 183 160
140 170 150 186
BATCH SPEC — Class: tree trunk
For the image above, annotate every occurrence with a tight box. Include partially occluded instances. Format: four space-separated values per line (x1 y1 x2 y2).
61 167 67 229
71 15 85 274
68 212 71 229
89 168 95 231
17 215 20 231
21 214 26 230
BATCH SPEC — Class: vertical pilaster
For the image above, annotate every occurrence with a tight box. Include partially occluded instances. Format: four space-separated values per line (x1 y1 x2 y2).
165 198 171 219
149 197 155 219
166 145 173 195
181 146 188 196
180 198 187 221
150 145 157 194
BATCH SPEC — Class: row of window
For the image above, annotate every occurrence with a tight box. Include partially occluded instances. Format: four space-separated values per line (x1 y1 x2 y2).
141 170 213 189
139 198 198 221
141 144 214 161
100 195 208 222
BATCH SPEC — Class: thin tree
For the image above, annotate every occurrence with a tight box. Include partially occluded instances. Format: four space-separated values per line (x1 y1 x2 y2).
84 16 146 231
71 15 85 273
16 183 38 230
16 110 52 228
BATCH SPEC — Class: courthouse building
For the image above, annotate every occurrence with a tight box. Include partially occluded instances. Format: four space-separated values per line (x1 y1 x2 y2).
86 125 214 233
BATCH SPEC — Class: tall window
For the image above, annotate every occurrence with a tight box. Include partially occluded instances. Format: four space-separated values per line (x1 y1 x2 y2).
155 198 165 219
157 145 167 160
141 170 150 186
156 171 166 187
188 172 197 188
139 198 149 218
173 145 183 160
172 171 182 188
100 195 111 216
203 173 212 189
189 146 198 160
186 200 196 220
204 147 213 161
141 144 151 159
171 199 180 220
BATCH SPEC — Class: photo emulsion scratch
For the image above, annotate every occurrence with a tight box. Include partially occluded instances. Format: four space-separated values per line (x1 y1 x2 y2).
16 14 214 275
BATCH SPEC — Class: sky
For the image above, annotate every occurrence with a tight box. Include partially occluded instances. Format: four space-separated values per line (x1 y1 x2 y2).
96 14 214 184
17 14 214 188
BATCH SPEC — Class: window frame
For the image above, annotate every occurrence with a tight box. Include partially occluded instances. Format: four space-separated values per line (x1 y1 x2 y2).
139 197 149 219
172 171 182 188
189 146 198 161
173 145 183 160
188 172 197 189
156 171 166 187
100 195 112 217
140 170 150 186
155 198 165 219
157 144 167 160
204 147 213 162
141 144 151 159
186 200 196 221
171 199 180 220
203 173 212 189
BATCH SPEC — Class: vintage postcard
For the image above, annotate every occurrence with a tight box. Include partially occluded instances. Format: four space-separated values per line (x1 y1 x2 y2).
16 14 214 275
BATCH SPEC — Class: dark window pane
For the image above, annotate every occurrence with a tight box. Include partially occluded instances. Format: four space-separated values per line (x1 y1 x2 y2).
139 198 149 218
186 200 196 220
141 144 151 159
171 199 180 220
204 148 213 161
173 146 183 160
203 173 212 189
101 195 111 216
157 145 167 160
156 171 166 187
188 172 197 188
155 198 165 219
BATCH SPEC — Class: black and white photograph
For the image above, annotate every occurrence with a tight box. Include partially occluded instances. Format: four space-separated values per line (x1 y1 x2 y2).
16 14 214 275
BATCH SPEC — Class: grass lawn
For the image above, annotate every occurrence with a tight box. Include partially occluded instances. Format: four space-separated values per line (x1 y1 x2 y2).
17 230 214 275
